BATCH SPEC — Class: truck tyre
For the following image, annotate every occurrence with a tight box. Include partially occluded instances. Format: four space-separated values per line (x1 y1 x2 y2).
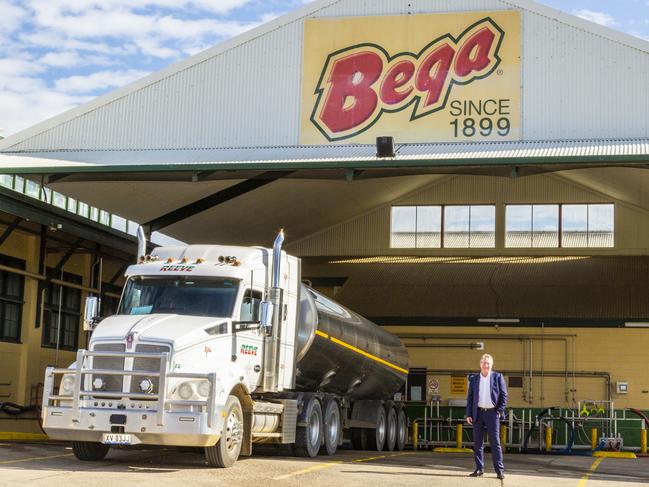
395 408 407 451
205 395 243 468
71 441 109 461
294 397 322 457
351 428 367 450
320 398 341 456
385 406 397 451
367 405 387 451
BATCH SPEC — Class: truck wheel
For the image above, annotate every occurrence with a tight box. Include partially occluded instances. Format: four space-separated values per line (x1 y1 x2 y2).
395 408 407 451
294 397 322 457
367 405 387 451
71 441 109 461
385 406 397 451
320 398 341 456
205 395 244 468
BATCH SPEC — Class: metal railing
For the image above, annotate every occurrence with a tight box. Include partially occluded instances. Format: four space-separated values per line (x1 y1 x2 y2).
43 349 216 427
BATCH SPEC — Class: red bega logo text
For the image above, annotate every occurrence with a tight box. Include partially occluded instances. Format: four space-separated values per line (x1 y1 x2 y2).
310 18 504 141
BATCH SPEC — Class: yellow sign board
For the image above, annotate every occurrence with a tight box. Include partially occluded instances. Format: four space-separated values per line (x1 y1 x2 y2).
300 11 521 144
451 375 468 395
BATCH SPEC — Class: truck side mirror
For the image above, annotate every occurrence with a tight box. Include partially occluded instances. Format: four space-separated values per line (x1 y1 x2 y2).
83 296 101 331
259 301 274 332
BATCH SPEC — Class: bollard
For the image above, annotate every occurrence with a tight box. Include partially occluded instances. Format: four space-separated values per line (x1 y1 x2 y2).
456 423 463 449
545 426 553 453
413 421 419 451
500 424 507 451
591 427 598 451
641 429 647 455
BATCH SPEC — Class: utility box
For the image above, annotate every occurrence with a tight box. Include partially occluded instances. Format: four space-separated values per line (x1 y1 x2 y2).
616 382 629 394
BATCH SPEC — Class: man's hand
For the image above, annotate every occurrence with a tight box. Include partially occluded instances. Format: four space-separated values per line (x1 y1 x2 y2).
466 417 473 425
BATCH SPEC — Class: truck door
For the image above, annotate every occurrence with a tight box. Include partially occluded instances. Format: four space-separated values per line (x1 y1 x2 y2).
237 288 263 388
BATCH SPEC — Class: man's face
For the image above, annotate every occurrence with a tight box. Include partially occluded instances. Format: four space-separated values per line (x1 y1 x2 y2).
480 357 493 375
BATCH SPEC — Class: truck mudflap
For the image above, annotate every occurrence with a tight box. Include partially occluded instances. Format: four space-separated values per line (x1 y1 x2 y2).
42 349 223 447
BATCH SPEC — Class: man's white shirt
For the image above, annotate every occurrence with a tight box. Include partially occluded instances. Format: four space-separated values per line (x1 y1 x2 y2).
478 372 495 408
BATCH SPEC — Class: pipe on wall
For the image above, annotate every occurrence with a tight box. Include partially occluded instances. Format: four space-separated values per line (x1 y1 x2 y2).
398 333 577 405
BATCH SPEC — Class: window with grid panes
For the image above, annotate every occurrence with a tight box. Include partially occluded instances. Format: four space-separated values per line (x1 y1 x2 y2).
42 269 82 351
0 255 25 343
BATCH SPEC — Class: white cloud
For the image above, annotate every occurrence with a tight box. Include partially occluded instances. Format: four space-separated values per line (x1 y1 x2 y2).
39 51 84 67
573 9 618 28
0 0 28 34
0 86 92 135
54 69 150 93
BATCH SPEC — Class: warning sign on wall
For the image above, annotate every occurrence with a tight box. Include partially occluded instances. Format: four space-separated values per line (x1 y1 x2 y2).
451 375 468 395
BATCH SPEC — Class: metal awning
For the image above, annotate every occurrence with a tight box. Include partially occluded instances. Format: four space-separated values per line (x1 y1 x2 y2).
1 139 649 180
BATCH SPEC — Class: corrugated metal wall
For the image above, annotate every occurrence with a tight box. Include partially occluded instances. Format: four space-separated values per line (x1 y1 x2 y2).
287 172 649 256
303 256 649 319
5 0 649 151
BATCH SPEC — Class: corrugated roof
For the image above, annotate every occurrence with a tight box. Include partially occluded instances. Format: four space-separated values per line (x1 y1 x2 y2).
1 139 648 174
1 0 648 153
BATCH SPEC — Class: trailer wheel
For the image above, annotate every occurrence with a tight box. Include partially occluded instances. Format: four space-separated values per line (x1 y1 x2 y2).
205 395 243 468
351 428 367 450
320 398 341 456
395 408 407 451
385 406 397 451
295 397 323 457
367 405 387 451
71 441 109 461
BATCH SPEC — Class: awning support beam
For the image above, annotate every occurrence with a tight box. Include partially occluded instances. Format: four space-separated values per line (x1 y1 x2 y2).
143 170 292 232
0 217 22 246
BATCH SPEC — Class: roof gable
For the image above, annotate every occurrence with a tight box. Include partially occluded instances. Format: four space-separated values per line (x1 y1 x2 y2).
1 0 648 153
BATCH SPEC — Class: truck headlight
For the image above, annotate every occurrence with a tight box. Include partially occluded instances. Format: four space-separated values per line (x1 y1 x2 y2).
197 380 210 398
177 382 194 400
60 375 75 396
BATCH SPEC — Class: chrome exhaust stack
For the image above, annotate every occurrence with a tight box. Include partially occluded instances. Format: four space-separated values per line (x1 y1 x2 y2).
136 226 147 263
262 229 285 393
271 229 285 288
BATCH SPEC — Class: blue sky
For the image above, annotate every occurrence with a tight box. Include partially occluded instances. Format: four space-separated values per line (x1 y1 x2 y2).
1 0 648 137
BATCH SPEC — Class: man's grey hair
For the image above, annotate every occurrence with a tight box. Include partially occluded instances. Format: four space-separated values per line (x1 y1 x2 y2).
480 353 494 363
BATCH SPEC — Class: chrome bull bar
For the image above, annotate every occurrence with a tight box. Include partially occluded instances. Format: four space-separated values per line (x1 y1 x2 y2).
43 349 217 428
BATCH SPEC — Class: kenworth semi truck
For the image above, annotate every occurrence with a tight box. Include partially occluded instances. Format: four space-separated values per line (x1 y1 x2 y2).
41 230 409 467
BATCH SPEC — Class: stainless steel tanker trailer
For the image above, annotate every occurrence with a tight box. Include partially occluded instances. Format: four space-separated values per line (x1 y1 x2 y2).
41 230 409 467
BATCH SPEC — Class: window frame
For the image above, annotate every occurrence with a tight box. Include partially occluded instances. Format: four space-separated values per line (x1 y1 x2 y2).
41 269 83 351
0 254 25 343
390 204 496 249
505 204 560 248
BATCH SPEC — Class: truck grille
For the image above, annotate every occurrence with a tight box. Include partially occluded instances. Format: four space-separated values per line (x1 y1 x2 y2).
92 343 125 394
130 344 169 396
90 342 170 400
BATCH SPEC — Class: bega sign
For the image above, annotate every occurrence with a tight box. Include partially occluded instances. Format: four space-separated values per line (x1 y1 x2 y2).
300 12 521 144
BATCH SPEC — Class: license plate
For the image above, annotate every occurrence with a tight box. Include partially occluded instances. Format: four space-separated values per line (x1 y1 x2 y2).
102 433 132 445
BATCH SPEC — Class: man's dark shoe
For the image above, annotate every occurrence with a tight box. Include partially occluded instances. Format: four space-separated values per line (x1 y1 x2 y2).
497 472 505 480
469 470 484 477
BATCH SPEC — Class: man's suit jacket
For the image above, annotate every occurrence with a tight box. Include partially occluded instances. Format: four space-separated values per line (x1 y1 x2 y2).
465 372 508 421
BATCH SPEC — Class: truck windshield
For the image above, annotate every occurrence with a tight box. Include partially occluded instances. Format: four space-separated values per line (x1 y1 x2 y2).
118 276 239 318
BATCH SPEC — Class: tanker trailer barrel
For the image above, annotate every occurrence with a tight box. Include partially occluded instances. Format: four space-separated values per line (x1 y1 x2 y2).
295 284 409 400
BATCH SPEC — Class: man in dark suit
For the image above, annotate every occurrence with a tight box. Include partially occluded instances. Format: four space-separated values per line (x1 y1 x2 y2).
465 353 507 480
